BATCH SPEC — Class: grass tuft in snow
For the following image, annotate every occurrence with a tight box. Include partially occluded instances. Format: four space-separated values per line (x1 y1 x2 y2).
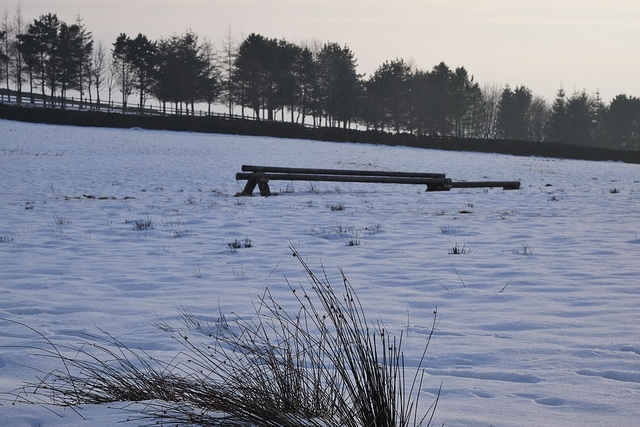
53 216 73 226
514 242 534 256
345 230 362 246
5 248 440 426
126 217 153 231
227 237 253 251
448 243 472 255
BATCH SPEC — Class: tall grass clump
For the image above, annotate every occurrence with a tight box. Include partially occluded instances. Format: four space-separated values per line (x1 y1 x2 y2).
6 247 439 426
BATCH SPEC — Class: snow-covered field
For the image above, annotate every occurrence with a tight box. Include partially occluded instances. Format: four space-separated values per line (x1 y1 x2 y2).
1 118 639 426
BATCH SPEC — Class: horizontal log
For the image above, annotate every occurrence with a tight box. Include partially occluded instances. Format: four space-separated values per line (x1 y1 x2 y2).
236 172 452 186
450 181 521 190
241 165 446 179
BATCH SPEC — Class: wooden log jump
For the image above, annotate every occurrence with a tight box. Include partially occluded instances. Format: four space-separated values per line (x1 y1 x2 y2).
236 164 520 196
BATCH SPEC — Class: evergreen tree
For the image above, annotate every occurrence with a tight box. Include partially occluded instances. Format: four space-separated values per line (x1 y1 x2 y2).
129 33 157 112
292 45 317 125
112 33 134 109
55 21 85 107
366 59 412 133
546 88 568 142
154 31 210 114
233 33 274 119
112 33 156 112
73 15 93 107
564 90 597 146
602 94 640 150
450 66 482 137
16 28 38 103
19 13 59 106
316 42 361 128
273 39 299 122
497 84 532 140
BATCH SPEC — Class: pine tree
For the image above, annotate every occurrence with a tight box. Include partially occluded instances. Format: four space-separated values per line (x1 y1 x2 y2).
546 88 567 142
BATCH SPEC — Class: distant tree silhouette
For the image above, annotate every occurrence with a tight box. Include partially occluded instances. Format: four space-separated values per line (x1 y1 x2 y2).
0 28 7 98
449 66 482 138
5 6 25 104
112 34 134 109
527 96 549 142
129 34 156 112
233 33 273 119
405 70 431 135
316 42 361 128
546 88 568 142
73 16 93 108
0 11 8 100
18 13 59 106
602 94 640 150
220 26 237 117
90 41 107 107
3 8 640 151
565 91 597 146
16 26 39 103
112 33 156 112
291 45 317 125
273 39 300 122
154 31 214 115
497 85 532 140
406 62 456 136
547 89 597 145
198 37 221 115
473 83 501 139
365 59 412 133
56 21 90 107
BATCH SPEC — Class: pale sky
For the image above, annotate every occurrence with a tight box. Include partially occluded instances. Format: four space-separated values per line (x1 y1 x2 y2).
9 1 640 101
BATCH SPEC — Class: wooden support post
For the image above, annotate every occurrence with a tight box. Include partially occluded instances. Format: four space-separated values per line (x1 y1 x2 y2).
241 176 259 196
257 177 271 196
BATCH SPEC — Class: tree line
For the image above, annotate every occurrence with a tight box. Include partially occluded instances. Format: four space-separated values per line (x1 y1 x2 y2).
1 7 639 150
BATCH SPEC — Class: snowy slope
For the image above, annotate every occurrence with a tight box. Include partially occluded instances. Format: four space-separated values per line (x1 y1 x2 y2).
1 119 639 426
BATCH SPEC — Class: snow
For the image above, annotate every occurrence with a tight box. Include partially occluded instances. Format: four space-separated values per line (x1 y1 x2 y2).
1 118 640 426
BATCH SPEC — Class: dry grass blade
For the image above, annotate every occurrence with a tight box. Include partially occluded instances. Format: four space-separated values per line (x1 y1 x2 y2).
3 247 440 426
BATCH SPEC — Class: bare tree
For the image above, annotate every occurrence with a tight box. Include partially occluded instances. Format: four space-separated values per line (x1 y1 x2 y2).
527 96 549 142
1 8 11 101
478 82 502 139
299 37 324 58
10 5 25 104
91 40 107 108
220 25 236 116
106 55 117 110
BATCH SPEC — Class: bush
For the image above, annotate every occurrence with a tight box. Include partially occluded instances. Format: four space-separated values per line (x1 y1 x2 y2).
6 247 439 426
